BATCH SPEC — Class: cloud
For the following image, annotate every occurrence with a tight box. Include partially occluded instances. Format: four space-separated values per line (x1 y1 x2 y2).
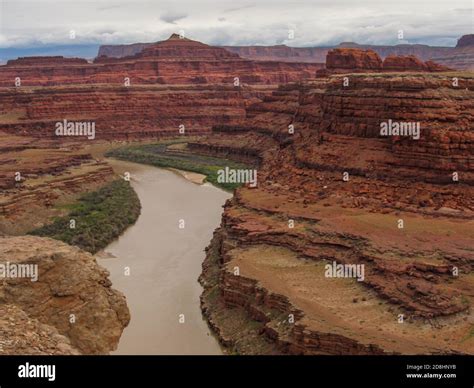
98 4 124 11
0 0 471 49
160 11 188 24
223 4 255 13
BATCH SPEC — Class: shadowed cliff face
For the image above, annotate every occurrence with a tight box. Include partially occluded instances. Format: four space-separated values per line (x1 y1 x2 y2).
0 236 130 354
456 34 474 48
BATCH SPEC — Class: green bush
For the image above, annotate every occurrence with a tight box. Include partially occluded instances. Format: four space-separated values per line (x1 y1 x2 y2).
106 141 251 191
29 180 141 253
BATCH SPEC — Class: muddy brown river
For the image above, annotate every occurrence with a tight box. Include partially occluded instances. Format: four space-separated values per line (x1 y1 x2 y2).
98 162 231 354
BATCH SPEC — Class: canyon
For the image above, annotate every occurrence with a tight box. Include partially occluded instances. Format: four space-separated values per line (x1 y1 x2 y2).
196 72 474 354
0 34 472 355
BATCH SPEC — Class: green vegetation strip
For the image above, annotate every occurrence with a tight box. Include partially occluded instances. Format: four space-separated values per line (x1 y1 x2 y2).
29 179 141 254
106 140 251 191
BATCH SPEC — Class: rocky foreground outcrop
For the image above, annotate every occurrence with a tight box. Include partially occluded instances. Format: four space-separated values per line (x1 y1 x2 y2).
0 304 79 355
0 235 130 354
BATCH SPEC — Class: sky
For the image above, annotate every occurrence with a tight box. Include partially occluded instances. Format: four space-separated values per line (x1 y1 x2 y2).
0 0 472 57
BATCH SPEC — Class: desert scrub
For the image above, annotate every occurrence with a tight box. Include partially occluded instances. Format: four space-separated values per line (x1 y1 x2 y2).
29 179 141 253
106 141 251 191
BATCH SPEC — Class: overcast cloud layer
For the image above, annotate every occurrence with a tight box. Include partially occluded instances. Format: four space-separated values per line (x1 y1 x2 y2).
0 0 472 49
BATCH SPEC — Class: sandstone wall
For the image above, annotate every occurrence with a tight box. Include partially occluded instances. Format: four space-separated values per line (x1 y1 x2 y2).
0 236 130 354
196 73 473 355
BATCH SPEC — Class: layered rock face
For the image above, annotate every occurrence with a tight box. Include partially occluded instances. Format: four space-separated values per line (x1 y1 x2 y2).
456 34 474 48
326 48 383 70
0 35 322 87
382 55 450 71
98 43 152 58
0 133 116 234
223 45 330 63
0 38 280 235
0 235 130 354
319 48 452 75
337 42 454 61
137 34 240 59
196 71 474 355
432 35 474 71
6 56 88 66
98 41 329 63
225 38 471 70
0 84 264 140
97 34 473 70
318 75 473 184
233 36 473 71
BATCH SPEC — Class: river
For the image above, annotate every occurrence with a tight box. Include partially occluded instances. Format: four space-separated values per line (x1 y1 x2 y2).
97 161 231 355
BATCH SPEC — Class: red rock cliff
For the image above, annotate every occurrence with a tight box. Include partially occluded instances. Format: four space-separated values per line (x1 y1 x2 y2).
319 49 452 75
0 35 322 86
326 48 383 70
